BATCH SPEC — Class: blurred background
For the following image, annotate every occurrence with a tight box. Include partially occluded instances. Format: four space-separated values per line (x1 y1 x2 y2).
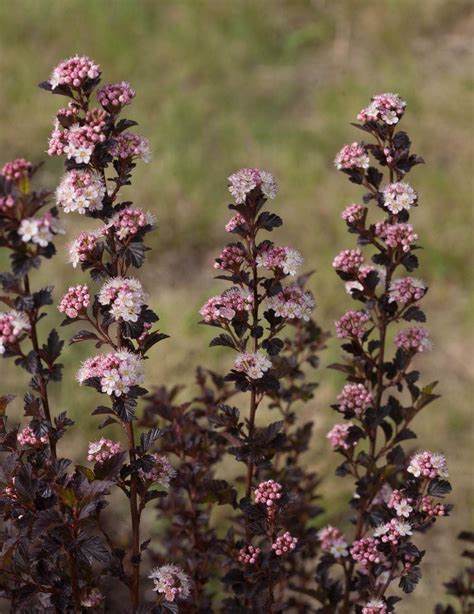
0 0 472 610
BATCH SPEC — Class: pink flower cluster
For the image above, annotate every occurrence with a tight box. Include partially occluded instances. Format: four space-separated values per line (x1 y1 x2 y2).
317 525 349 558
56 170 106 214
110 132 150 162
18 213 63 247
1 158 33 183
58 285 90 319
98 277 146 322
375 222 418 253
97 81 135 112
407 450 449 479
341 203 366 225
228 168 278 205
17 426 48 447
337 383 373 416
256 245 303 276
335 310 370 340
138 454 177 487
87 438 122 463
421 496 446 517
387 490 413 518
234 351 272 380
362 599 388 614
0 310 30 354
272 532 298 556
350 537 385 567
77 350 144 397
214 244 246 271
334 142 370 171
373 518 412 545
200 287 253 323
238 544 261 565
254 480 282 511
49 55 101 90
68 230 102 268
381 182 417 214
267 285 315 321
0 195 15 212
326 422 354 450
148 564 191 602
225 212 247 233
56 103 80 128
394 326 431 353
80 589 104 608
358 92 406 125
109 207 154 241
389 277 426 304
332 248 364 273
48 118 106 164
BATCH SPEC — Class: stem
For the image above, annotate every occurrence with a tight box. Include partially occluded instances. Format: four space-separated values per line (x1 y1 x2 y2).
126 420 141 613
24 275 56 459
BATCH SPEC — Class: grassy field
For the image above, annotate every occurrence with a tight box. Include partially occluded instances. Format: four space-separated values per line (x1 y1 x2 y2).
0 0 473 610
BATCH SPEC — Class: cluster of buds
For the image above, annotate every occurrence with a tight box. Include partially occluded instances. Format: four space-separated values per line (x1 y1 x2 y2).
0 310 30 355
200 287 253 323
137 454 177 487
17 426 48 447
238 545 261 565
254 480 282 512
58 285 90 319
271 532 298 556
87 438 123 464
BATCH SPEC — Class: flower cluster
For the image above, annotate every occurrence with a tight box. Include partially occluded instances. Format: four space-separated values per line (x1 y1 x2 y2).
68 230 102 267
267 285 315 321
48 118 106 164
373 518 412 545
256 245 303 276
357 92 406 125
381 182 417 214
1 158 33 183
110 132 150 162
225 212 247 233
326 422 354 450
362 599 388 614
388 277 426 304
337 383 373 416
56 170 106 214
58 285 90 319
109 206 154 241
148 564 191 602
233 351 272 380
227 168 278 204
77 350 144 396
0 195 15 212
97 81 135 112
138 454 177 487
387 490 414 518
214 244 245 271
254 480 282 511
87 438 123 463
332 248 364 273
238 545 261 565
17 426 48 447
334 142 370 171
80 589 104 609
49 55 101 90
350 537 385 568
200 287 253 323
271 532 298 556
341 203 366 225
407 451 449 479
98 277 147 322
375 222 418 252
0 310 30 354
335 310 370 340
18 213 64 247
394 326 431 353
317 525 349 558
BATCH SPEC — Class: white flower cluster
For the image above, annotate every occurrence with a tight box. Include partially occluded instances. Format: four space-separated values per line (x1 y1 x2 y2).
382 182 417 214
98 277 147 322
148 564 191 602
228 168 278 204
234 351 272 380
77 350 144 397
56 170 106 214
18 214 64 247
267 285 315 321
256 246 303 277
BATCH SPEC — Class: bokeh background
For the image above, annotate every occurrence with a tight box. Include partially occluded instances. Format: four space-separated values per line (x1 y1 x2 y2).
0 0 472 610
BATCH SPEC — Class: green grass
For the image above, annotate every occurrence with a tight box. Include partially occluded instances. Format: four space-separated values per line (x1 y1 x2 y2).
0 1 473 610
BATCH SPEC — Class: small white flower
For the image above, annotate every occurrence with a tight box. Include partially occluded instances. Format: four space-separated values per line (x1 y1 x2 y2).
394 499 413 518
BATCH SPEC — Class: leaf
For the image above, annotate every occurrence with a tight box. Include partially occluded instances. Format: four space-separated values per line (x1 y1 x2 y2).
428 479 452 498
140 427 163 452
209 333 235 349
256 211 283 231
120 241 146 268
75 535 110 564
402 306 426 322
69 330 101 345
262 337 283 356
399 566 422 593
32 509 63 539
394 428 417 443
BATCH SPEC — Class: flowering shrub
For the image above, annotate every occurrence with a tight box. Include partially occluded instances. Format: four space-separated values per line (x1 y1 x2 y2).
0 59 456 613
